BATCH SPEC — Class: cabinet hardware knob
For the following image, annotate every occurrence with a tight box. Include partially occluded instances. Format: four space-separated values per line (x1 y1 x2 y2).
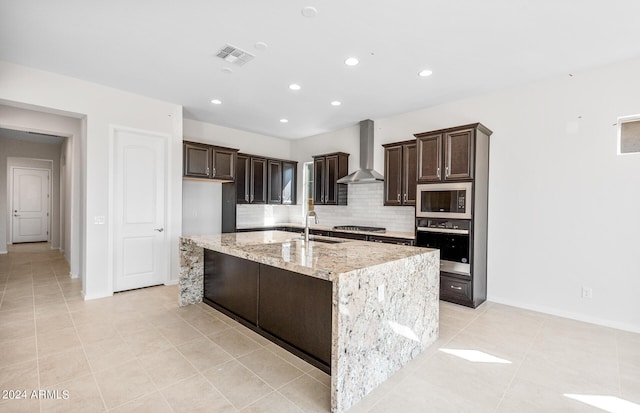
445 166 449 177
404 193 407 202
397 194 400 202
206 167 210 175
437 167 440 178
450 285 462 290
211 167 216 177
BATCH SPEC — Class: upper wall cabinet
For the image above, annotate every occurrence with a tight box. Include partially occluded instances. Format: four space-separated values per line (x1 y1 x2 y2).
415 126 484 182
183 141 238 182
383 140 416 206
313 152 349 205
237 154 297 205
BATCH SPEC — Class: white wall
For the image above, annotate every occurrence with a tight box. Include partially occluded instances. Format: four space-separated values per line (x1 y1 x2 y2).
291 57 640 332
0 61 183 299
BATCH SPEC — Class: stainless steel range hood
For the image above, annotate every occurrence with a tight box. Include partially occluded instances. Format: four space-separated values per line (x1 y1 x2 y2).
336 119 384 184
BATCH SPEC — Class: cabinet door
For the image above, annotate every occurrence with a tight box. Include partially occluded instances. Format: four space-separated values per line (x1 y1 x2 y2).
444 129 473 180
384 145 403 206
250 158 267 204
258 264 332 366
236 155 250 204
324 155 339 205
417 134 442 182
313 158 325 204
282 161 296 205
183 143 211 178
212 148 235 180
403 143 417 205
204 250 259 325
267 160 282 204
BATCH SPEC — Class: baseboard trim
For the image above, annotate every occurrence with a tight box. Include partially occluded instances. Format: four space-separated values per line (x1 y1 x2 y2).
82 292 113 301
487 295 640 334
164 279 178 286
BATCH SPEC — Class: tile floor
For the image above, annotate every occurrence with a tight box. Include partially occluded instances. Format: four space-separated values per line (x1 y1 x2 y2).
0 243 639 413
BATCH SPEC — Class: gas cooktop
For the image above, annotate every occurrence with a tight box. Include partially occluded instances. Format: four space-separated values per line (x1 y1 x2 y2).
332 225 386 233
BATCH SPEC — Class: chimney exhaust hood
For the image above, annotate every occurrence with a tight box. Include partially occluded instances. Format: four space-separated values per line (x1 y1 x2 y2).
336 119 384 184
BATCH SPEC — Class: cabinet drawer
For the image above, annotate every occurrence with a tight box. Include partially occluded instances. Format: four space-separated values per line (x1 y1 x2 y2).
440 274 472 303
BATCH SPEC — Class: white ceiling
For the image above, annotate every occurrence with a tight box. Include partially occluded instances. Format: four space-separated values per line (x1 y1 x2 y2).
1 0 640 140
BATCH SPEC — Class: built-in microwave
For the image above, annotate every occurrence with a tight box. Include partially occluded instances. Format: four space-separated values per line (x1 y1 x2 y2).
416 182 472 219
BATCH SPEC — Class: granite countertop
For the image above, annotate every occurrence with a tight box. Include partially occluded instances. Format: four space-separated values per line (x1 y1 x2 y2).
182 231 432 282
235 222 416 240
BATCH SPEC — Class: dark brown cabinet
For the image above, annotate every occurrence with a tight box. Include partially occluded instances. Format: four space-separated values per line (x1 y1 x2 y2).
237 154 297 205
383 140 416 206
183 141 237 181
268 160 282 204
250 157 267 204
203 249 332 372
236 154 250 204
313 152 349 205
415 125 477 182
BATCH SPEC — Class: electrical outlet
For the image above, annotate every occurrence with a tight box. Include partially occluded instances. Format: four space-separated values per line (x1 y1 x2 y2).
377 284 385 302
581 287 593 299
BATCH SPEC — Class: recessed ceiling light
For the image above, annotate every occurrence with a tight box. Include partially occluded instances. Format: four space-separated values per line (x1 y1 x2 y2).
301 6 318 17
210 99 222 105
345 57 359 66
280 119 289 123
331 101 341 106
419 69 433 77
221 67 233 74
254 41 268 51
289 84 301 91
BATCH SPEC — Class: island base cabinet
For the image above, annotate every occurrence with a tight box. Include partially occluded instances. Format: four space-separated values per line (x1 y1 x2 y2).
258 265 332 367
203 250 258 325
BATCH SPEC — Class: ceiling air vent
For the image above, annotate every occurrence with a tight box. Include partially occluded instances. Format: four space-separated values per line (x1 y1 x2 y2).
215 44 254 66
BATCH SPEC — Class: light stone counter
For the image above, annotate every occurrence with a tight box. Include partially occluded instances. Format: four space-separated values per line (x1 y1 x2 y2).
179 231 439 413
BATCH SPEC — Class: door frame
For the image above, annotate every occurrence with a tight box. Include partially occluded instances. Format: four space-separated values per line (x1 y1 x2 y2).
107 125 171 294
7 163 52 245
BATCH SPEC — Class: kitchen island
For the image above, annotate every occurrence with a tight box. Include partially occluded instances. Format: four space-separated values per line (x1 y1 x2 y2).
179 231 439 413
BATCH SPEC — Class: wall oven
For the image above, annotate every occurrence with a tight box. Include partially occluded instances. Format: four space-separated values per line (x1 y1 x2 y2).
416 218 471 276
416 182 472 219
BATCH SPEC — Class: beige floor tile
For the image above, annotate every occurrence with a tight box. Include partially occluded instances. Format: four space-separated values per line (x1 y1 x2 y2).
279 374 331 413
0 397 41 413
264 343 316 373
94 359 156 409
620 362 640 404
120 327 173 357
240 391 304 413
0 336 37 368
156 318 204 346
138 347 198 389
35 312 74 335
37 326 83 357
0 359 39 390
306 367 331 389
38 347 91 387
109 392 173 413
179 309 233 336
209 329 263 358
203 359 273 409
83 335 137 373
75 321 120 345
0 317 35 344
161 374 237 413
176 337 233 371
40 373 105 413
495 377 603 413
238 348 305 389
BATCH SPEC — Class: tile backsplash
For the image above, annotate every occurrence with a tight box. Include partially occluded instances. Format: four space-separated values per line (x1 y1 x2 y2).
237 183 415 233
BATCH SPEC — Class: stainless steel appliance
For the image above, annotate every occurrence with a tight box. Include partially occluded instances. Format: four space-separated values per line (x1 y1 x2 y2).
416 218 470 275
332 225 386 233
416 182 472 219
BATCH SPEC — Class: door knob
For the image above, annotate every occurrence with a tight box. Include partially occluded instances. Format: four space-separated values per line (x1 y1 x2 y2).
154 228 164 232
14 214 20 217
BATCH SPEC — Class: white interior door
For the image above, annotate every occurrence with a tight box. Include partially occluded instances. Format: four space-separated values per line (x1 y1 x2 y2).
12 168 49 243
113 129 167 292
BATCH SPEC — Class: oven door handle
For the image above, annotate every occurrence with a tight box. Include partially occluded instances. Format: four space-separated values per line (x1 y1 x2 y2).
417 227 469 235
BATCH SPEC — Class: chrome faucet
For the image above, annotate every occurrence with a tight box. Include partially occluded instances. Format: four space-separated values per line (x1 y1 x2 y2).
304 210 319 243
